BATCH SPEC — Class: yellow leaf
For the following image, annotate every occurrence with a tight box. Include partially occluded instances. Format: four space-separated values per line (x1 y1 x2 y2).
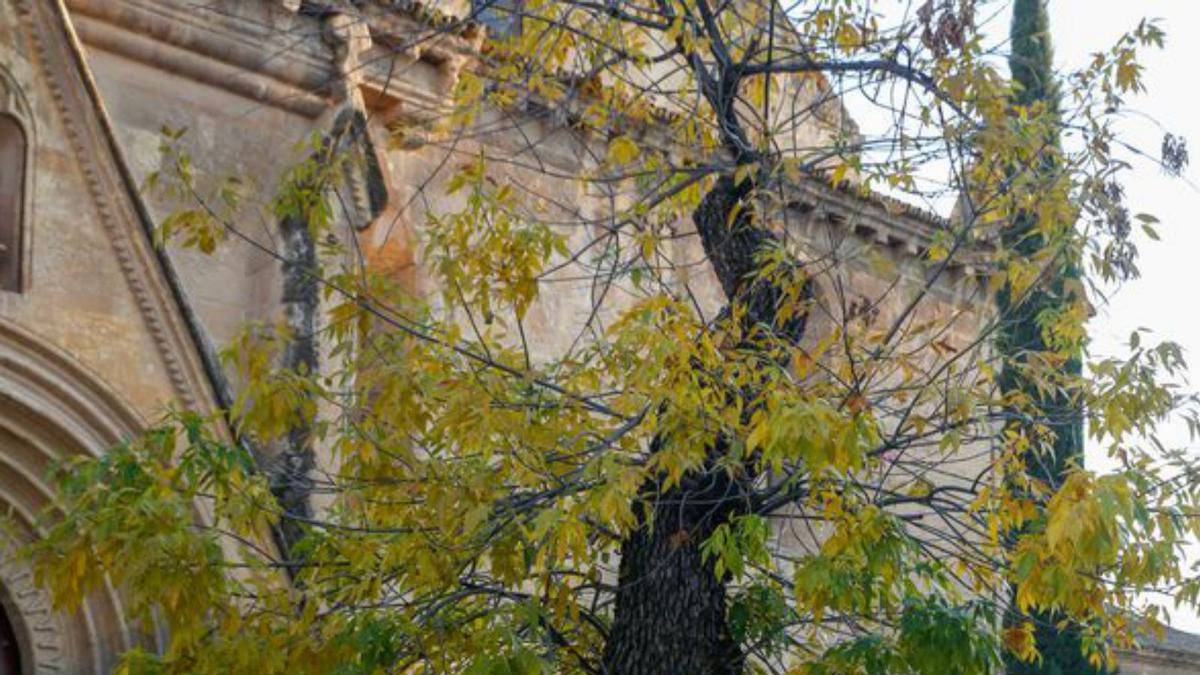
1004 622 1039 663
608 135 639 165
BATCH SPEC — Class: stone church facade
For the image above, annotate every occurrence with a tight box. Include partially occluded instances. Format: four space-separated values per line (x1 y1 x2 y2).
0 0 1193 672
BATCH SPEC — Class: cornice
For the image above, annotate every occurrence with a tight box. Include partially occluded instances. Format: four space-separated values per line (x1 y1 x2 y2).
64 0 464 121
1115 644 1200 668
61 0 958 261
780 178 990 284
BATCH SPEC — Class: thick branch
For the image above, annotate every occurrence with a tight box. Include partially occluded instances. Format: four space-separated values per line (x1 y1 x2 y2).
694 175 809 344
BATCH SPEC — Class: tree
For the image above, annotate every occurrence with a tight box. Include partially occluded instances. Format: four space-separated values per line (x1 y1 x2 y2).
996 1 1099 672
22 1 1198 673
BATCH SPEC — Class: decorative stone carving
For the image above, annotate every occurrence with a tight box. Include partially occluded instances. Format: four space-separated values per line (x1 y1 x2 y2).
0 317 152 673
0 67 32 123
326 12 374 104
323 12 391 231
14 0 222 411
0 542 69 674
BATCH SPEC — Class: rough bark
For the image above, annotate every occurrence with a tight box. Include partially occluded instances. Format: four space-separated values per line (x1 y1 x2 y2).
602 175 808 674
692 176 810 344
601 436 747 675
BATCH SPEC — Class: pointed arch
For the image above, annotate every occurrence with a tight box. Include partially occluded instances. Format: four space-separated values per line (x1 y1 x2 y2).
0 318 146 674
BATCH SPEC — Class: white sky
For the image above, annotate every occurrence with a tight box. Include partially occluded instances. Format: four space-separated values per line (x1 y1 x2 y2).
836 0 1200 634
1058 0 1200 633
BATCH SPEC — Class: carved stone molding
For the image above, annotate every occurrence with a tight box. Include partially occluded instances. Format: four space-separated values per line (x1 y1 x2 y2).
14 0 221 412
64 0 456 122
0 543 69 675
0 317 151 673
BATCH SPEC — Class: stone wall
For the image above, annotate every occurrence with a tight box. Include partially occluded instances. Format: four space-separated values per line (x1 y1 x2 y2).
0 0 221 669
0 0 1193 671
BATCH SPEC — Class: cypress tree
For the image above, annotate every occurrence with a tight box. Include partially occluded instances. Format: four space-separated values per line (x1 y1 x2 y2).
999 1 1103 672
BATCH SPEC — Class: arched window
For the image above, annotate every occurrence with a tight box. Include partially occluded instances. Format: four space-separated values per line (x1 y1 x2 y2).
0 114 25 293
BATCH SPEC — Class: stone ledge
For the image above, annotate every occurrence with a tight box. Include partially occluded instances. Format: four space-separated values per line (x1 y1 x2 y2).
65 0 458 121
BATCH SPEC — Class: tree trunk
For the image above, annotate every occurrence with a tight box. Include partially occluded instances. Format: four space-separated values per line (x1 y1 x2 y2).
602 175 808 674
601 440 746 675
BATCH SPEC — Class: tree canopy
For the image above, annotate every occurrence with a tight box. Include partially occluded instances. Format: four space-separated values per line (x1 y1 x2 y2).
20 0 1200 673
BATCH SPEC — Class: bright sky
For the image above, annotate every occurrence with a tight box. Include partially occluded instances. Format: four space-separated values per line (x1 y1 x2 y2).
1057 0 1200 633
837 0 1200 634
